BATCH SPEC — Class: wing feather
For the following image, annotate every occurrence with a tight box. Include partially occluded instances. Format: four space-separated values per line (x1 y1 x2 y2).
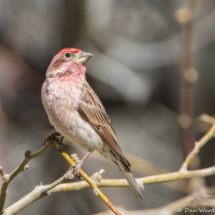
77 82 130 167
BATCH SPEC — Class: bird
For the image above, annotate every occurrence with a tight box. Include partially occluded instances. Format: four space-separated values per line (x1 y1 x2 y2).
41 48 143 200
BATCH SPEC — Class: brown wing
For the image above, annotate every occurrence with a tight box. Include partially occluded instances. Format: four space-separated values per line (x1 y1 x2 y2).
77 81 130 167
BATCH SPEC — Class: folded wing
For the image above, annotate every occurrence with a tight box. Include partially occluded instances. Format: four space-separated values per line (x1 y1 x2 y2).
77 81 130 167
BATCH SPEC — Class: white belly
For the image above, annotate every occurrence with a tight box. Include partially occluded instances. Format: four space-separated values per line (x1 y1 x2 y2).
42 79 104 152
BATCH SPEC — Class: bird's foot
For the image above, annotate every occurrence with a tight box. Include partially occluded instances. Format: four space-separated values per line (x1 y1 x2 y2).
44 131 64 148
69 150 92 179
70 161 83 179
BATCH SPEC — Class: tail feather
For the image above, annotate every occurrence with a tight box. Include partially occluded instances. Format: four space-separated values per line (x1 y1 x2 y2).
102 147 143 200
123 168 144 200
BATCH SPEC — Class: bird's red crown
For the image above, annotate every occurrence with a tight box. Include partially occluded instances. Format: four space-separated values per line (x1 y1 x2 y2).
59 48 82 54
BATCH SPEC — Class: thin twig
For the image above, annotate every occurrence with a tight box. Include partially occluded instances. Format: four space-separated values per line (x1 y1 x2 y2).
53 142 122 215
180 124 215 171
200 113 215 125
3 170 73 215
0 143 51 213
48 165 215 194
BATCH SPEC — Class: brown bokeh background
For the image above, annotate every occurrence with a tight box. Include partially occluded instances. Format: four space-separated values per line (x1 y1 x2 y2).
0 1 215 214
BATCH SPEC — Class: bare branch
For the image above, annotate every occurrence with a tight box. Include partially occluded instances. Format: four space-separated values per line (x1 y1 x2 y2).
200 114 215 125
0 143 51 213
180 124 215 171
47 165 215 194
52 140 122 215
3 170 73 215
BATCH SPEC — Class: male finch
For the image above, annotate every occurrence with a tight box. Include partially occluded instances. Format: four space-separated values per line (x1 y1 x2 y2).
41 48 143 200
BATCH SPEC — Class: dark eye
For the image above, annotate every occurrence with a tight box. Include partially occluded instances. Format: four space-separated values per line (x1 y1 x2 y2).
65 52 71 58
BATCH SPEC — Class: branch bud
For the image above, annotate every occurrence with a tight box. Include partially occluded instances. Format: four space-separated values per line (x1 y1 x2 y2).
24 165 29 171
91 169 105 182
25 150 31 158
71 153 80 164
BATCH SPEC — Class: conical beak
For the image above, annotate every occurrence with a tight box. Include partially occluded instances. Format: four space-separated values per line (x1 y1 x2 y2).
74 52 93 64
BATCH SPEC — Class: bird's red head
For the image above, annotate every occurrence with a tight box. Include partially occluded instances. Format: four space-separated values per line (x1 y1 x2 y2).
46 48 93 81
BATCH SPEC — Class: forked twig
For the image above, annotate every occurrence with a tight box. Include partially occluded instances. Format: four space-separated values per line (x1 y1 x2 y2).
0 143 51 213
180 124 215 171
53 141 122 215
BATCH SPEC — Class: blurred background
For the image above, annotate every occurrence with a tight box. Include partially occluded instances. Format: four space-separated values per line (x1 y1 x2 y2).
0 0 215 214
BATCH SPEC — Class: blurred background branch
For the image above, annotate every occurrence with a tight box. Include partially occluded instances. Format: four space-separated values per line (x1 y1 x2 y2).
177 0 198 158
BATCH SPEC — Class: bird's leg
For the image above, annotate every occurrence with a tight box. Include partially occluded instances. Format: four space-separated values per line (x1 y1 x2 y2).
72 149 93 177
44 131 64 147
